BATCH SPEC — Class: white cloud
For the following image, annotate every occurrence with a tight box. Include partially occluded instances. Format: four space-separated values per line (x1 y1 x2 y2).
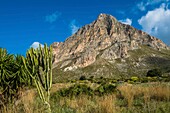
119 18 132 25
138 4 170 42
45 11 61 23
137 0 169 11
146 0 169 5
137 2 146 11
70 19 80 34
30 42 44 49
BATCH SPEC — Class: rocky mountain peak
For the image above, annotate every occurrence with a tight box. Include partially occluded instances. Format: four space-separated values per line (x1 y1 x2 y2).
96 13 116 35
52 13 168 68
97 13 117 21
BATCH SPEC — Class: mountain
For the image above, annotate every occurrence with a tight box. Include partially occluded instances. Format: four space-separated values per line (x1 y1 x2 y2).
51 13 170 82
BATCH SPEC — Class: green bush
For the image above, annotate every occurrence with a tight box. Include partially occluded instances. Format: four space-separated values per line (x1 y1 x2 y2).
89 76 94 79
57 84 93 97
95 83 117 96
128 80 134 84
56 83 117 97
70 80 76 83
130 77 139 82
141 77 148 83
79 76 86 80
111 79 118 83
147 69 162 77
100 76 104 79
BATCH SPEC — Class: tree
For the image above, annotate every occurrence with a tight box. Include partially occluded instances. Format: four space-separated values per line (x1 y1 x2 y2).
147 69 162 77
15 55 32 88
0 49 29 106
0 48 15 104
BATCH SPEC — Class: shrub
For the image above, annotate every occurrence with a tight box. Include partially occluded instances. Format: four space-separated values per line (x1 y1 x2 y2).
95 83 117 96
111 79 117 83
100 77 104 79
79 76 86 80
89 76 94 79
147 69 162 77
57 83 117 97
130 77 139 82
70 80 76 83
141 77 148 83
164 75 170 82
57 84 93 97
88 76 95 82
128 80 134 84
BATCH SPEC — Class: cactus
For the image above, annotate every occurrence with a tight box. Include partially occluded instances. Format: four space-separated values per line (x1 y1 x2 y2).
22 44 53 113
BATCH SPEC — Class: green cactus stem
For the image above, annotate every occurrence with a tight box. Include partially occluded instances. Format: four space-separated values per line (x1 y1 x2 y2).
22 44 53 113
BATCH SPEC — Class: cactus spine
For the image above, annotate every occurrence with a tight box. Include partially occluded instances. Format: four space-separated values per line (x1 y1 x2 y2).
22 44 53 113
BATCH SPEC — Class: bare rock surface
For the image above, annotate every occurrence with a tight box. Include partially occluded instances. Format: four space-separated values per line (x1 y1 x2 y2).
52 13 168 68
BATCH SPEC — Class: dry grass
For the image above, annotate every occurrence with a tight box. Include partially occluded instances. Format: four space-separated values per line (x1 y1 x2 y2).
51 83 73 93
2 82 170 113
59 95 94 113
1 89 36 113
117 84 135 107
58 94 117 113
96 95 116 113
117 82 170 107
147 85 170 101
19 90 36 113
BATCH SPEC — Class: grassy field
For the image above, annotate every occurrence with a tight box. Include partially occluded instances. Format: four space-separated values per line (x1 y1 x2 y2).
2 81 170 113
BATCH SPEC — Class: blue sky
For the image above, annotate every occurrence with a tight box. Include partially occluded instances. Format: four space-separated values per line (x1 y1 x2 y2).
0 0 170 55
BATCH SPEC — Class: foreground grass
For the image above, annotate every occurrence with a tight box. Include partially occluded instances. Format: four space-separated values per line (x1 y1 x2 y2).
1 82 170 113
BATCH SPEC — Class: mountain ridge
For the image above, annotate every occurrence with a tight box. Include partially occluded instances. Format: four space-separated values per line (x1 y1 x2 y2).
50 14 170 82
52 13 168 68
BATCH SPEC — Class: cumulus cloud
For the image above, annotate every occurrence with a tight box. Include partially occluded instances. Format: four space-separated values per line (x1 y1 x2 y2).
137 0 169 11
119 18 132 25
138 4 170 42
30 42 44 49
45 11 61 23
137 2 146 11
146 0 169 5
70 19 80 34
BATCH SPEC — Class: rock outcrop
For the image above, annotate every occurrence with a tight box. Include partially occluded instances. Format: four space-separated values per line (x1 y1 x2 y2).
52 13 168 68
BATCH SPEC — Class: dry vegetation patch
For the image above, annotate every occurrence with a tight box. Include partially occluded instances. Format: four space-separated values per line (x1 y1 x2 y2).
2 82 170 113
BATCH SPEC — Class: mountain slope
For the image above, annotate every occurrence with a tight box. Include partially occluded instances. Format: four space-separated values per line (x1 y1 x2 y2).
51 14 170 82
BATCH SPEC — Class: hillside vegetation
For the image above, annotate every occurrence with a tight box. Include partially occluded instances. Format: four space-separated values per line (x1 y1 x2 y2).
2 81 170 113
53 45 170 83
1 45 170 113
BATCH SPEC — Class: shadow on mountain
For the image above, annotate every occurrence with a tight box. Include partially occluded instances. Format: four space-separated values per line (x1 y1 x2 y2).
145 57 170 73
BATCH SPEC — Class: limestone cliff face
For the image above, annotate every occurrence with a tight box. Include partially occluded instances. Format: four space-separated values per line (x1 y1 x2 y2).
52 14 168 68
